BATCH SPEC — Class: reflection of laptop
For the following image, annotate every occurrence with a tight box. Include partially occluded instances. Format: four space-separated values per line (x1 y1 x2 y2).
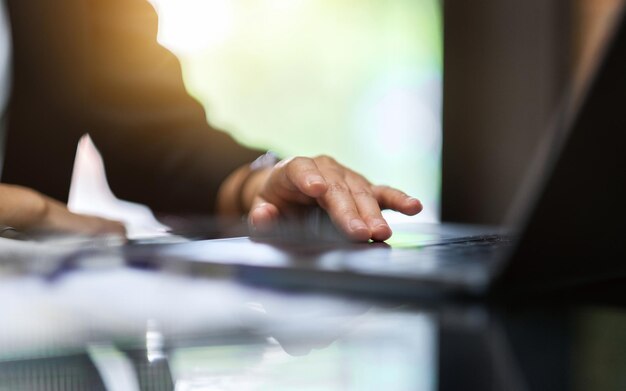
125 8 626 300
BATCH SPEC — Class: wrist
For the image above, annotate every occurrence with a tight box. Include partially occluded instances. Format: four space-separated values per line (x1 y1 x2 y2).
238 167 271 214
217 152 279 217
237 152 279 214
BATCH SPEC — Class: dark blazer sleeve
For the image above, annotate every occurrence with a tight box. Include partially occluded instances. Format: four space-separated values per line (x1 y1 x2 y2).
84 0 264 214
3 0 263 215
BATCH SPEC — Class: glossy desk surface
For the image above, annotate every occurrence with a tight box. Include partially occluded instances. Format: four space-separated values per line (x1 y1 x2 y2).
0 252 625 390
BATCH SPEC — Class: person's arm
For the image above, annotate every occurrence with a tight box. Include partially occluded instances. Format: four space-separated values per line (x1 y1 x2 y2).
84 0 422 241
0 183 125 236
84 0 262 216
218 156 423 242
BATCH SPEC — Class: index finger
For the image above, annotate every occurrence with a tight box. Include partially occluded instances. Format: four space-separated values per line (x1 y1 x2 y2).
283 157 328 198
317 179 372 242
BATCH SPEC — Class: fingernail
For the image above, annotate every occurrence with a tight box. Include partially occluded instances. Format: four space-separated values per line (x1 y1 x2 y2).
307 176 326 186
407 197 422 207
248 213 257 228
373 219 389 229
405 197 423 215
349 219 368 232
250 207 273 234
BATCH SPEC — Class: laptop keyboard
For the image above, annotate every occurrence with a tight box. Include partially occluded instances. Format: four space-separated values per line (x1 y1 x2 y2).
418 234 512 253
400 234 512 264
338 234 513 280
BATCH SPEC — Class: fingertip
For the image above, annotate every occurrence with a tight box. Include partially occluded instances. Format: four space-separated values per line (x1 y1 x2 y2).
249 203 279 233
371 224 392 242
363 217 392 242
348 218 371 242
403 197 423 215
305 176 327 197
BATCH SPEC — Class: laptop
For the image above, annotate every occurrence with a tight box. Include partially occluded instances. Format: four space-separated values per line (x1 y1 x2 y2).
119 7 626 300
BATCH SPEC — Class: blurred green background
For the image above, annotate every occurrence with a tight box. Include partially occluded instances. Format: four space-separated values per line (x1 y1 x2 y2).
152 0 442 222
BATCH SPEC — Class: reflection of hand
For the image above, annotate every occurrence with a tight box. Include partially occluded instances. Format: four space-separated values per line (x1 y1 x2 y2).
0 183 126 237
245 299 374 357
233 156 422 242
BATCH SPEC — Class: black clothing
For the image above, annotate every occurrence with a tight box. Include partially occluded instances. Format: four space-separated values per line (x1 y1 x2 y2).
2 0 262 214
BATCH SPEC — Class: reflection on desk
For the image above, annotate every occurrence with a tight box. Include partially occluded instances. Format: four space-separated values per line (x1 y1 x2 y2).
0 266 624 390
0 268 435 390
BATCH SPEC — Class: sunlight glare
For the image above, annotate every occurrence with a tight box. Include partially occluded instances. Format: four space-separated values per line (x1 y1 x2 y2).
149 0 234 54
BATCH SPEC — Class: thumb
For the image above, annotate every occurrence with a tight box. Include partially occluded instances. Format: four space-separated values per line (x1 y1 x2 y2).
248 196 280 234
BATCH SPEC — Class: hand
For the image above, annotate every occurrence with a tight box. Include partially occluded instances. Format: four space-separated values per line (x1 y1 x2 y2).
0 184 126 237
239 156 422 242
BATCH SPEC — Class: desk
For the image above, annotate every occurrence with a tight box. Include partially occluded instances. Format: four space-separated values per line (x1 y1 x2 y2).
0 264 624 390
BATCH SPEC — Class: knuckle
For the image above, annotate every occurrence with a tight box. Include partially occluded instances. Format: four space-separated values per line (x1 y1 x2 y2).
326 182 348 195
284 157 303 175
351 188 374 199
315 154 336 165
350 171 369 184
290 156 308 166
